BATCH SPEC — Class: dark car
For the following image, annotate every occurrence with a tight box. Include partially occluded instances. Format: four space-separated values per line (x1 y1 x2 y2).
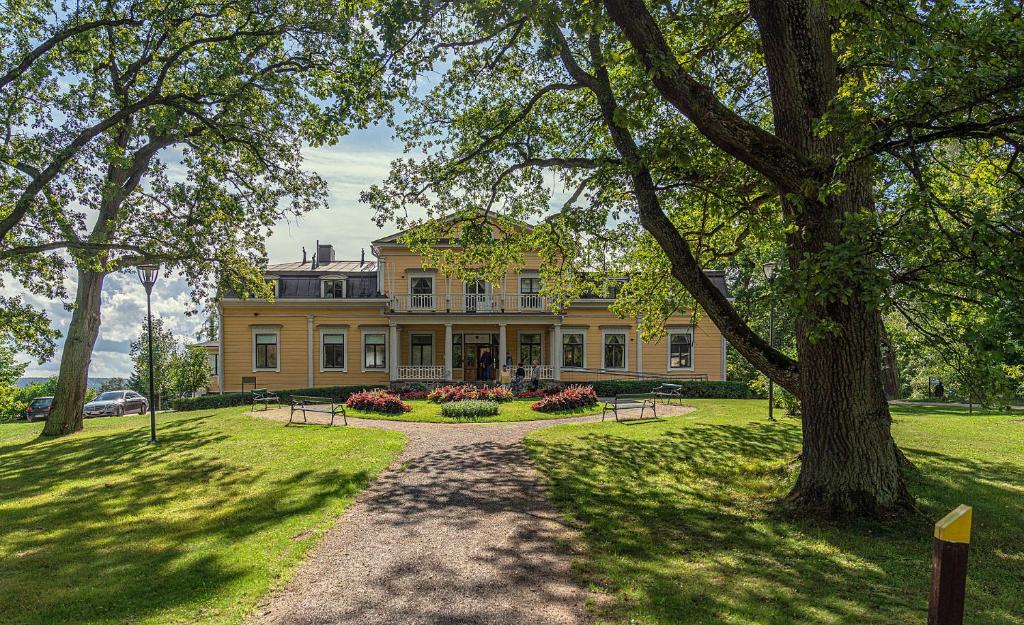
25 396 53 422
83 390 149 418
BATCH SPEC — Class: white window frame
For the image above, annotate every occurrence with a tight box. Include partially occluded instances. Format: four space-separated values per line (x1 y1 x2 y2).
361 330 388 372
320 328 348 372
408 272 435 309
320 275 347 299
409 332 435 366
667 327 695 371
561 330 586 370
601 329 628 371
252 327 280 372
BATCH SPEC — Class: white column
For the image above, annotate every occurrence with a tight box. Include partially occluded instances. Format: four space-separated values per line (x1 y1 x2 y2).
552 323 562 381
389 322 399 382
307 315 315 387
444 323 453 381
498 322 507 373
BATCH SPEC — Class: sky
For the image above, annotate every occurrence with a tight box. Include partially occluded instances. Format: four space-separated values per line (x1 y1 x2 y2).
8 122 407 378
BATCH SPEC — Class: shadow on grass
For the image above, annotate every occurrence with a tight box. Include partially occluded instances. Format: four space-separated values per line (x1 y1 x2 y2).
0 414 372 625
526 420 1023 625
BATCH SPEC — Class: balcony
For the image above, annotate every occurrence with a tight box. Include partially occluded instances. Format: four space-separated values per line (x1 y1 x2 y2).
388 293 555 314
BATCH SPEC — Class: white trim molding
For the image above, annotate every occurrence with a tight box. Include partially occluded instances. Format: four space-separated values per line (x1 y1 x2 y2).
252 326 281 373
561 328 586 370
319 326 348 372
362 328 389 373
667 326 696 372
601 329 628 371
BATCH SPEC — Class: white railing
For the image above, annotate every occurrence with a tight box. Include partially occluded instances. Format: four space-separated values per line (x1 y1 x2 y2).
521 365 554 380
463 294 494 313
397 366 447 380
388 293 556 314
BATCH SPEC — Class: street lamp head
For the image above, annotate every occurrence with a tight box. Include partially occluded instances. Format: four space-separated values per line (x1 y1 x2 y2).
762 261 777 281
137 263 160 292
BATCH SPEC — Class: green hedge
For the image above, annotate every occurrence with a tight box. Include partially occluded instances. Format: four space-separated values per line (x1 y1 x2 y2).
440 400 500 419
170 385 386 412
583 379 754 398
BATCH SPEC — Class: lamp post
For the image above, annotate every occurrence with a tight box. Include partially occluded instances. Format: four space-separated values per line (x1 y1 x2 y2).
138 263 160 443
763 262 777 422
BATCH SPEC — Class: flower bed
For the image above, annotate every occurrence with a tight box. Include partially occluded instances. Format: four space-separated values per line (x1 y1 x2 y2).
345 389 411 414
531 385 598 412
398 390 430 400
427 384 513 403
440 400 500 419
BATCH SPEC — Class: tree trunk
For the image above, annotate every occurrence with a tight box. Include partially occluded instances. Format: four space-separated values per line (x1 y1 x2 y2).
879 318 900 400
41 269 106 436
787 293 914 514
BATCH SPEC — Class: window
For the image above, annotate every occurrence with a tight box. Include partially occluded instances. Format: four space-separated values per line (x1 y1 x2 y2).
254 332 278 370
410 276 434 309
519 333 542 366
411 334 434 366
207 353 218 375
520 277 541 294
519 276 543 310
603 332 626 369
322 332 346 370
453 334 463 368
668 329 694 370
562 332 585 369
322 278 346 298
363 333 386 369
464 278 489 312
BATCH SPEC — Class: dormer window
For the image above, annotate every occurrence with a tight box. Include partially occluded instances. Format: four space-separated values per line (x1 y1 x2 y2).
321 276 346 298
264 276 279 298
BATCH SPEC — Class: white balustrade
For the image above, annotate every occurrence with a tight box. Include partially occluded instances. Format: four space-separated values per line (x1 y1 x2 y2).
397 365 447 380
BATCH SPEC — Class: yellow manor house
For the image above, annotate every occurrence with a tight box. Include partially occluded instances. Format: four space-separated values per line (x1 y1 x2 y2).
211 224 729 393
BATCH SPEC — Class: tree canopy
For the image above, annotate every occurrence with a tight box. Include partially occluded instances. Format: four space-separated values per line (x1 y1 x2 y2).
362 0 1024 514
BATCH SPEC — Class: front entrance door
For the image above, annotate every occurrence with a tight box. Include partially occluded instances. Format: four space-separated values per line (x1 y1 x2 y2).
476 346 494 381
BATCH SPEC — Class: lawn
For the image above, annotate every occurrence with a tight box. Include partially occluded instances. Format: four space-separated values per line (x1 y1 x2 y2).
525 400 1024 625
344 398 604 423
0 406 406 625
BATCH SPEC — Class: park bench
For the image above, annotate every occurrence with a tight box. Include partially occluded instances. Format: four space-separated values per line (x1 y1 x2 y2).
251 388 280 411
289 395 347 426
653 383 685 405
601 394 657 422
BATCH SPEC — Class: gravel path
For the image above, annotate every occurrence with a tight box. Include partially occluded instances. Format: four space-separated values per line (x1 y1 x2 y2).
247 404 693 625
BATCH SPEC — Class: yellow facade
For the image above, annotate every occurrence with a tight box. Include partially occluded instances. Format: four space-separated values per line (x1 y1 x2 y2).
215 232 728 392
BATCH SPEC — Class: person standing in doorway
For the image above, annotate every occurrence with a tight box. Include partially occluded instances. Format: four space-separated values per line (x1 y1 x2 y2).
480 349 493 382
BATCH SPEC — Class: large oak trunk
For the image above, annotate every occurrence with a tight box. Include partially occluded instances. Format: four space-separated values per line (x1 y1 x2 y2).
788 295 914 514
42 270 106 437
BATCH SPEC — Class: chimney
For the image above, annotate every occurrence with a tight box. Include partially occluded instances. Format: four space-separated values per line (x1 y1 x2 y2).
360 248 365 267
302 247 307 264
317 242 335 265
312 239 319 269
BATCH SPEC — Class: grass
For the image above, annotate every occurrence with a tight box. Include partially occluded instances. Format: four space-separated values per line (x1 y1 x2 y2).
344 398 604 423
0 405 406 625
525 400 1024 625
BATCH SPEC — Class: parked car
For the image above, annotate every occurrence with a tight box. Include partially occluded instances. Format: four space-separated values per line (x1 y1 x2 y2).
25 396 54 422
83 390 149 418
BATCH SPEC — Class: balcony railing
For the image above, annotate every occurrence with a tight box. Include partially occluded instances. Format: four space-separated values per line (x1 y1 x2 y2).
397 366 448 380
521 364 554 380
388 293 555 314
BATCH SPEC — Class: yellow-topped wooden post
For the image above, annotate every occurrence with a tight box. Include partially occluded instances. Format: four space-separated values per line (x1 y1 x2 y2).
928 504 972 625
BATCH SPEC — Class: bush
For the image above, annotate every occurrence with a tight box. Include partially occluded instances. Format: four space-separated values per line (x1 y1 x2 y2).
345 389 411 414
398 390 429 400
531 385 599 412
440 400 499 418
169 384 387 412
427 384 514 403
515 389 546 399
585 379 754 399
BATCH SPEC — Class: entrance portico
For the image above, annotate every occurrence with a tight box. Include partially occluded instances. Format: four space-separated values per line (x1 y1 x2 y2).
387 315 562 383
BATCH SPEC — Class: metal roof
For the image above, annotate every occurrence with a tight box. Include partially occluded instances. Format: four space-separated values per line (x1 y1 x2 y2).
266 260 378 274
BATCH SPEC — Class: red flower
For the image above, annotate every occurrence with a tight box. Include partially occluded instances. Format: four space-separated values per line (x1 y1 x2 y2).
346 389 412 414
531 385 598 412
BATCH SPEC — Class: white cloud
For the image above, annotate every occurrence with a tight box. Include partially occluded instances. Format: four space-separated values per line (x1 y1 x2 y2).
8 126 408 379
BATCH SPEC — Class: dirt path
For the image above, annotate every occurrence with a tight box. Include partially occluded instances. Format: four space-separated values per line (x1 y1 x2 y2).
247 404 693 625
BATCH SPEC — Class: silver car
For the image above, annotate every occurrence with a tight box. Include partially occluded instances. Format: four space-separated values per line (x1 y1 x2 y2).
84 390 149 417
